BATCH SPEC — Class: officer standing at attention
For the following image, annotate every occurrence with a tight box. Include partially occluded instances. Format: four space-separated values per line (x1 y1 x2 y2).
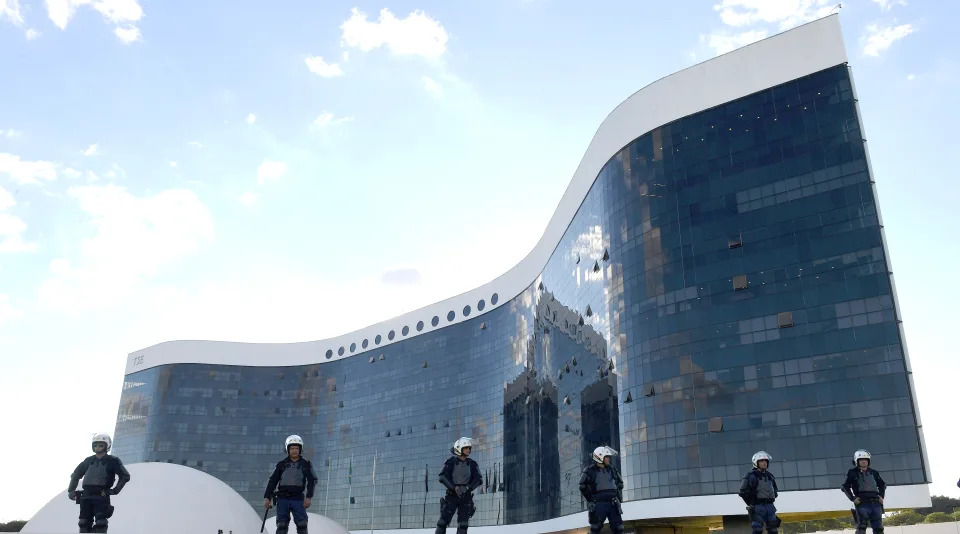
739 451 781 534
264 435 318 534
436 437 483 534
578 446 625 534
842 449 887 534
67 432 131 533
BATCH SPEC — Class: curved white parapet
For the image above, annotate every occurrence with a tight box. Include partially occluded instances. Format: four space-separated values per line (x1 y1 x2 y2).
341 486 932 534
261 513 348 534
22 462 348 534
125 16 849 375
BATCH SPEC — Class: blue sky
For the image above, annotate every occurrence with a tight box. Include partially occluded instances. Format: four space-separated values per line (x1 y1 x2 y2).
1 0 957 522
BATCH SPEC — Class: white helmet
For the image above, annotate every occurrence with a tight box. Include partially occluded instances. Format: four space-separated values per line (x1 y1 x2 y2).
91 432 112 453
592 446 618 466
285 435 304 452
853 449 871 465
453 437 474 456
752 451 772 468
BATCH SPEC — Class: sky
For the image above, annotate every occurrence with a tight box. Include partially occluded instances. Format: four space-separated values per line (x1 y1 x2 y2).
1 0 957 523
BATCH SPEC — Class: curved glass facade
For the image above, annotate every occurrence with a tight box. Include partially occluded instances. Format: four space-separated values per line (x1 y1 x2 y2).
113 65 926 529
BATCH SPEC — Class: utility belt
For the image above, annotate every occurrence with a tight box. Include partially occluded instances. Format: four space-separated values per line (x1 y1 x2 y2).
275 491 305 500
591 490 619 502
80 487 112 499
857 496 882 503
445 486 473 498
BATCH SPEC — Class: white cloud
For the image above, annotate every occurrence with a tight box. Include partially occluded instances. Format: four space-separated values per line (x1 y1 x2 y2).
239 192 258 206
114 24 140 43
45 0 143 42
342 51 350 62
0 1 38 40
305 56 344 78
0 185 14 211
0 212 35 252
1 0 24 25
0 294 22 324
103 163 124 180
82 144 98 156
168 161 177 168
0 153 57 184
340 7 448 59
862 23 915 57
2 129 22 138
422 76 443 99
246 113 256 125
188 141 204 149
0 188 35 253
312 112 353 129
63 167 83 179
256 159 287 185
872 0 907 11
713 0 836 31
37 184 214 312
701 29 769 56
906 73 915 81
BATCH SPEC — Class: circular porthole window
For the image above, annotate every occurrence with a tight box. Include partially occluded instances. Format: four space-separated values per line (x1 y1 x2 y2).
432 316 440 327
491 293 499 305
388 330 395 341
463 305 471 317
338 347 345 356
325 350 333 360
477 300 485 311
362 339 369 349
350 343 356 353
417 321 424 332
375 334 382 345
447 311 455 322
402 326 410 336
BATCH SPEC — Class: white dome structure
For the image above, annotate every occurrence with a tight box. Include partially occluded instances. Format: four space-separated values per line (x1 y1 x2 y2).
23 462 347 534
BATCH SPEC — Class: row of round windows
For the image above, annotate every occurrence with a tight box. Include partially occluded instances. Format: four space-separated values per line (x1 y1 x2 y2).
324 293 500 359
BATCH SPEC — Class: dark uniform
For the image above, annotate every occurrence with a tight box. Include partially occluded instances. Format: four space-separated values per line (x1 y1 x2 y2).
436 451 482 534
579 463 625 534
67 454 130 533
842 467 887 534
264 457 318 534
739 468 780 534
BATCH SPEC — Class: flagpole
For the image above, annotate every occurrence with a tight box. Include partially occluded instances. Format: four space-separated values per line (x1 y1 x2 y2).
346 453 354 529
399 465 405 529
422 463 428 528
323 455 333 516
369 450 378 534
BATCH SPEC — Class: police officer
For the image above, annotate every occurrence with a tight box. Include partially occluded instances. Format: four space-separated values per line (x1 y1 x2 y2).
578 446 625 534
67 432 130 533
842 450 887 534
739 451 780 534
436 437 482 534
264 435 318 534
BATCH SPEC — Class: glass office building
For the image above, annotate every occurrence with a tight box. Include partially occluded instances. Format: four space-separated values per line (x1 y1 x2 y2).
112 16 929 532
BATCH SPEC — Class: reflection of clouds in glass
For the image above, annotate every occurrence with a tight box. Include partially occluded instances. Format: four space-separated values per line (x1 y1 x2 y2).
510 295 533 368
570 225 608 284
380 268 422 286
570 224 604 263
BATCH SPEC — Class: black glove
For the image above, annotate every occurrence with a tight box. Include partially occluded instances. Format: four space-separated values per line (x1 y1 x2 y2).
67 491 75 501
455 486 469 498
108 488 118 495
587 501 596 512
747 505 755 515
